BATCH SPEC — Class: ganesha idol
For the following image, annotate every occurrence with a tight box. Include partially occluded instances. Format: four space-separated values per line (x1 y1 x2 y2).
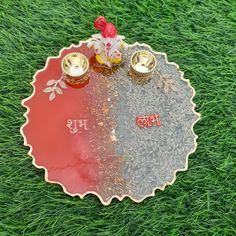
87 16 127 68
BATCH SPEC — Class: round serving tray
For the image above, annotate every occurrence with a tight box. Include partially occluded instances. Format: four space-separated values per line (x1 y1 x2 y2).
21 40 200 205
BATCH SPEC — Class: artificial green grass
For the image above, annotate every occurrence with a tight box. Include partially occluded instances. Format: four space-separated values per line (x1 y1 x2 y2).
0 0 236 235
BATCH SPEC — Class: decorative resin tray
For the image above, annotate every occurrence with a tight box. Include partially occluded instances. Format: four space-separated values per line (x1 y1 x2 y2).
21 40 200 205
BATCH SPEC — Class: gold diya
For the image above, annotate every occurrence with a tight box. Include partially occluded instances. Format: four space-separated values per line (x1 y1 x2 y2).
61 52 89 88
129 50 157 81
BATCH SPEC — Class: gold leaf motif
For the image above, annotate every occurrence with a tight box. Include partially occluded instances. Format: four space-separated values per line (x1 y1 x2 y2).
163 85 169 93
157 79 163 89
166 78 175 84
163 74 171 79
170 84 178 92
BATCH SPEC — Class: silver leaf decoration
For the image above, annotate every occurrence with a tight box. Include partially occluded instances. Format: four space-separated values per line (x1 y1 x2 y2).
43 87 53 93
55 87 63 94
59 80 67 88
47 80 57 86
49 92 56 101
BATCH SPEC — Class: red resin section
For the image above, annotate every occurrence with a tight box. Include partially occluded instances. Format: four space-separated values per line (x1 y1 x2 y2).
22 44 120 196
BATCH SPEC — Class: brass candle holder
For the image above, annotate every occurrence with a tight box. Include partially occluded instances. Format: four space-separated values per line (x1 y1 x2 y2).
129 50 157 83
61 52 89 88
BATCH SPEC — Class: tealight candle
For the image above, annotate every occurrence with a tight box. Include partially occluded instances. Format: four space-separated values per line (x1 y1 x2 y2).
69 65 84 76
134 63 149 73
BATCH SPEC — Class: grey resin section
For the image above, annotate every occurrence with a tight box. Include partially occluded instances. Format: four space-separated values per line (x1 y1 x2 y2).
110 44 199 201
